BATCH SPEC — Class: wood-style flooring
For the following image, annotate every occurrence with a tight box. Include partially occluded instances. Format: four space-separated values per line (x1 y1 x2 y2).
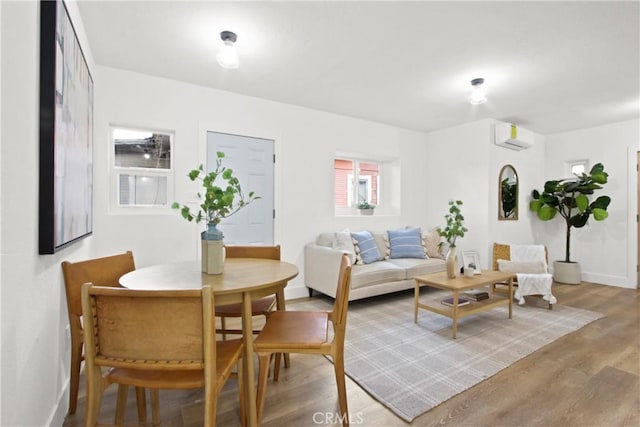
63 281 639 426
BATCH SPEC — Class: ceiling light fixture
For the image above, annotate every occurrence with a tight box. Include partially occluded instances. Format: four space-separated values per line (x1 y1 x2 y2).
469 77 487 105
217 31 239 69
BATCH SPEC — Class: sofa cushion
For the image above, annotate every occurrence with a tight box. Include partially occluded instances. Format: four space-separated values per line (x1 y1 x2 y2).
350 261 406 289
316 232 334 247
332 229 356 264
422 228 443 259
387 258 447 279
387 227 426 259
351 230 384 264
370 231 390 259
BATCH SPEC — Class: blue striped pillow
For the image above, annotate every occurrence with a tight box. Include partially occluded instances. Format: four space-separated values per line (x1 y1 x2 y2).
351 231 383 264
388 228 426 259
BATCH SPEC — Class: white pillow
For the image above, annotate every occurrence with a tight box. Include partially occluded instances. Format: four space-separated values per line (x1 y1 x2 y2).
333 229 356 264
497 259 547 274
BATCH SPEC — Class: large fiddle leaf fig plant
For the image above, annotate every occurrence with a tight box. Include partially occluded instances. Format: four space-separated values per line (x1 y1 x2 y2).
529 163 611 263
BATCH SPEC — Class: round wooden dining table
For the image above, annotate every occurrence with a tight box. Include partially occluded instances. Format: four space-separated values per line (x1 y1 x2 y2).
120 258 299 427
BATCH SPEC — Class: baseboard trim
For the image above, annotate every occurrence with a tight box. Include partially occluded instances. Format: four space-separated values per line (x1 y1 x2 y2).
284 283 311 300
48 378 69 427
581 271 634 289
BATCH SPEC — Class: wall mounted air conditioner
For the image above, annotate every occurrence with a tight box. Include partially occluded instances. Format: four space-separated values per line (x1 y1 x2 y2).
494 123 533 151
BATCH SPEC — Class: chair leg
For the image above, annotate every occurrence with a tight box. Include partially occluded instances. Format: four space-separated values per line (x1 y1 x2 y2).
69 338 83 414
237 360 246 427
332 352 349 427
115 385 128 424
273 353 282 381
220 317 228 340
84 368 104 427
256 352 272 425
135 387 147 422
151 389 160 427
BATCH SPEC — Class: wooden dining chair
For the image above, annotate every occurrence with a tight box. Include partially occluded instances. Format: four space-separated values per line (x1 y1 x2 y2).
61 251 146 419
254 253 352 426
81 283 244 427
215 245 289 372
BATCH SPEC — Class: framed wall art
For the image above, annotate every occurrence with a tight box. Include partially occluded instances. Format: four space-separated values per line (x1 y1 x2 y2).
39 0 94 254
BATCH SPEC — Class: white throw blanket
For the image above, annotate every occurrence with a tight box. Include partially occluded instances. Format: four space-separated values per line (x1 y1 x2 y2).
515 273 557 305
510 245 556 305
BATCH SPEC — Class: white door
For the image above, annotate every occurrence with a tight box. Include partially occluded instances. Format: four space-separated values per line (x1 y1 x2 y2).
207 131 274 245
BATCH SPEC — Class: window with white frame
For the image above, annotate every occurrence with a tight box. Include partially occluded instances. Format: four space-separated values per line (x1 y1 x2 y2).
567 159 589 177
334 157 380 209
110 126 173 210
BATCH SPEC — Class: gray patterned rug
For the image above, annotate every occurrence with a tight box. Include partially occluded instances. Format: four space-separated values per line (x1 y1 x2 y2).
292 290 605 422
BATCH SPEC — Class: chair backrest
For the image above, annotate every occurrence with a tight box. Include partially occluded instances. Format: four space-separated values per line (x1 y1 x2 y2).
492 243 549 271
61 251 136 318
225 245 281 260
330 254 352 333
81 283 215 371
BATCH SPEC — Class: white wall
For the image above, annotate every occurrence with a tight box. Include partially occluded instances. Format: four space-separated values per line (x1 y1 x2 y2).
542 119 639 288
94 66 430 298
423 119 546 269
1 1 96 425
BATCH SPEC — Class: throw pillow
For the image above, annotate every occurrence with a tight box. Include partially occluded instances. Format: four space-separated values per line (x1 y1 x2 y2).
333 229 356 264
351 230 384 264
422 228 443 259
497 259 547 274
387 227 426 259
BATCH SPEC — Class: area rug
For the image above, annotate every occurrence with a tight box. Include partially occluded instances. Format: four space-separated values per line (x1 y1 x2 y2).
292 291 605 422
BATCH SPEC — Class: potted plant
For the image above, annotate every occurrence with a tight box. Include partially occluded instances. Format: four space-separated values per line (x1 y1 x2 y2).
529 162 611 284
357 201 376 215
172 151 259 274
437 200 468 278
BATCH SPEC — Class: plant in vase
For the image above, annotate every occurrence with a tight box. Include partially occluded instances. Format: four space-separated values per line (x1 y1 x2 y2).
357 201 376 215
437 200 468 278
171 151 260 274
529 162 610 284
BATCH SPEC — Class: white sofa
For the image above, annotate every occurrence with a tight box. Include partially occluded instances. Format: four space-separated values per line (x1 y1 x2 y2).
304 229 446 301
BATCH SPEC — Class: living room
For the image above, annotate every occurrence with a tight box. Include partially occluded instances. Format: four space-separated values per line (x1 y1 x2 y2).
1 1 638 426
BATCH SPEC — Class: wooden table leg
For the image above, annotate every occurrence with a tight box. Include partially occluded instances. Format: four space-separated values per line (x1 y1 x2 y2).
508 276 513 319
452 290 459 339
242 292 258 427
275 288 290 368
414 280 419 323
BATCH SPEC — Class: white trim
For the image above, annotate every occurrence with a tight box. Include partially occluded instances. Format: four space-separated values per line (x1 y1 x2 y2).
627 147 638 288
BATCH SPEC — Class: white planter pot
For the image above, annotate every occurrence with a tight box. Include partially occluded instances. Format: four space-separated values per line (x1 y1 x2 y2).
553 261 581 284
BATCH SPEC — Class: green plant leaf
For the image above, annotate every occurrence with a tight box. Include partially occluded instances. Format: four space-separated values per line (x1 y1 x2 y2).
570 212 589 228
537 205 557 221
590 195 611 210
592 208 608 221
544 181 559 193
171 202 180 209
575 194 589 212
531 189 540 199
529 200 543 212
591 171 608 184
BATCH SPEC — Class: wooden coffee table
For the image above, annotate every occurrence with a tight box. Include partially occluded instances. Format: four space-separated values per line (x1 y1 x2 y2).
414 270 514 339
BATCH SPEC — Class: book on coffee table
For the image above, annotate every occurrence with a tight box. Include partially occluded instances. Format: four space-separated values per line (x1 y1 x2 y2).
462 289 489 301
441 296 472 307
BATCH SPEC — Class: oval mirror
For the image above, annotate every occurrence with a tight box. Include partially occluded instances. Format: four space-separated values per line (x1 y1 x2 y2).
499 164 518 220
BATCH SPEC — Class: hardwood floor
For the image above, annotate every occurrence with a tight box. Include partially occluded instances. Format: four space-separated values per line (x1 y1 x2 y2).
63 281 639 427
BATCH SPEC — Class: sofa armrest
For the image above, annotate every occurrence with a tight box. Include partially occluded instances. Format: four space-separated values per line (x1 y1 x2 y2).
304 243 345 298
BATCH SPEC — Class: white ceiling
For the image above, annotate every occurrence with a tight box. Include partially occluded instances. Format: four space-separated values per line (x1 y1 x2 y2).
77 1 640 135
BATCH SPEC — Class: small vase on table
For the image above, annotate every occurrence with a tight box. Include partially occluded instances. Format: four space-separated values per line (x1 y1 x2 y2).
445 246 458 279
202 222 224 275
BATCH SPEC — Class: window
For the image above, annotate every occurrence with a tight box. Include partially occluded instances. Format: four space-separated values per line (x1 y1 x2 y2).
110 126 173 211
334 158 380 209
567 159 589 177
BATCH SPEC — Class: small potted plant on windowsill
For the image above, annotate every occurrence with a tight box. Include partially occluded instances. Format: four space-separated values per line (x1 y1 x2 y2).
357 201 376 215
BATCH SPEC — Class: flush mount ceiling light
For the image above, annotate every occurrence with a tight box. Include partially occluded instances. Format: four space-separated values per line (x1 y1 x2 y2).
469 77 487 105
217 31 239 69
